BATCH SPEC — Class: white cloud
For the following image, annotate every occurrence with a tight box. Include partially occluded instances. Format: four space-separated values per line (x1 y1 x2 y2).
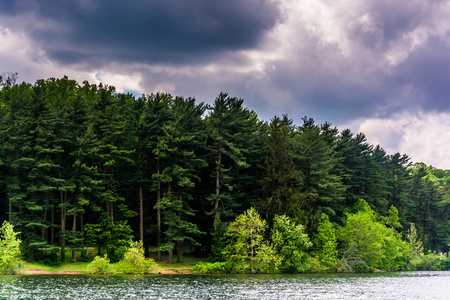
346 111 450 169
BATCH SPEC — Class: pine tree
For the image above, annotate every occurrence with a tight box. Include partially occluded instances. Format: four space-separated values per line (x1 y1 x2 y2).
205 93 253 231
155 97 206 263
257 115 303 221
292 117 345 229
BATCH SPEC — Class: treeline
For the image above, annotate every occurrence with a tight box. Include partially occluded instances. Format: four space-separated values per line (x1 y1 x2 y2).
1 75 449 266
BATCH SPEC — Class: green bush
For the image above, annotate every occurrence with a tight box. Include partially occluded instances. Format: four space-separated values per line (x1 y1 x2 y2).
0 221 22 275
86 255 114 274
109 246 128 263
116 242 156 274
35 250 61 266
193 262 232 274
440 255 450 270
408 253 443 271
307 257 327 274
78 253 94 262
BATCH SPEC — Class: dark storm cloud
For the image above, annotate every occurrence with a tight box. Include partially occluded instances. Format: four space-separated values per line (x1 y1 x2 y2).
392 36 450 113
3 0 281 65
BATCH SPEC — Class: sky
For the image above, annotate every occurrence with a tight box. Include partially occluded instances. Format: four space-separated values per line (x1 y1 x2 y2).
1 0 450 169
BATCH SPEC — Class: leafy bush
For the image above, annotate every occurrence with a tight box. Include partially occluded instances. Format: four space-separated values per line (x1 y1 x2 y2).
307 257 327 274
35 250 61 266
271 215 311 273
109 246 128 263
0 221 22 274
78 253 94 262
337 200 410 272
86 255 114 274
254 243 282 273
193 262 232 274
116 242 156 274
408 252 444 271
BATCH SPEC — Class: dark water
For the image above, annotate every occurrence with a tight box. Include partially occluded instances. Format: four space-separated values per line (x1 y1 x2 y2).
0 271 448 299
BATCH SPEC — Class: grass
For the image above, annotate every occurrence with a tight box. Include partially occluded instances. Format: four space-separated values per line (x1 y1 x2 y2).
22 247 206 274
24 261 90 273
152 255 206 271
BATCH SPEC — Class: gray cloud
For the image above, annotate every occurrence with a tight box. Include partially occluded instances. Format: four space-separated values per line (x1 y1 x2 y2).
2 0 450 168
2 0 281 66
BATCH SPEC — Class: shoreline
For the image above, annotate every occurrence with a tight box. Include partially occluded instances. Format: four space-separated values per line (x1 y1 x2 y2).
24 268 194 275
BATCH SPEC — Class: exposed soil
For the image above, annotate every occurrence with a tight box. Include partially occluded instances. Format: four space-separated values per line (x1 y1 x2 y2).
26 269 84 275
156 268 193 275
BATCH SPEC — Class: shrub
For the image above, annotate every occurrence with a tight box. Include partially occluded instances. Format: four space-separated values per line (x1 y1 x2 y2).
35 250 61 266
409 252 443 271
116 241 156 274
254 243 282 273
0 221 22 275
307 257 327 274
86 255 114 274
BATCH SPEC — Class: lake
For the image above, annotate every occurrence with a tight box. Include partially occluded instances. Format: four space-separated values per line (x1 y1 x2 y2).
0 271 448 299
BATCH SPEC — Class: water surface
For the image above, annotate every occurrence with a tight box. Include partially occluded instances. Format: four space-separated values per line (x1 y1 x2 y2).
0 271 448 299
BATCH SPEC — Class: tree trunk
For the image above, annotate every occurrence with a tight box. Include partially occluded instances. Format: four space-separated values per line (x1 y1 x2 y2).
139 170 144 243
177 197 183 263
72 214 77 263
51 206 54 245
8 177 12 223
43 208 47 240
177 241 183 263
81 212 86 256
214 151 221 228
168 246 173 264
167 184 173 264
157 162 162 261
60 191 66 262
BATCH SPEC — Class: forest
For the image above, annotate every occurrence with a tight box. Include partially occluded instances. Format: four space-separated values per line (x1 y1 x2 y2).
1 74 450 273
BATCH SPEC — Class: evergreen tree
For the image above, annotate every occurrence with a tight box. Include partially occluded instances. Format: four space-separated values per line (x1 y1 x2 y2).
256 115 302 221
292 117 345 229
205 93 254 232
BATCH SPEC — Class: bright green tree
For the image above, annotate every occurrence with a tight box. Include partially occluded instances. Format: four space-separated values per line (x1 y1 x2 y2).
0 221 21 274
223 207 267 273
408 223 423 259
312 213 338 271
271 214 311 273
337 199 409 272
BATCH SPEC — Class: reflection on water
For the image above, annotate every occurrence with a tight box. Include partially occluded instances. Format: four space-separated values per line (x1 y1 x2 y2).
0 271 449 299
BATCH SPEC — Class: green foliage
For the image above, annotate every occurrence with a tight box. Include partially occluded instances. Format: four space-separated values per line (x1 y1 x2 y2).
222 207 267 273
408 252 445 271
407 223 424 259
0 221 22 274
4 75 450 274
193 261 233 274
117 241 156 274
86 255 114 275
383 206 402 230
307 257 327 273
337 200 410 272
271 215 312 273
253 242 282 273
312 213 338 272
257 115 302 222
84 216 133 261
33 250 61 266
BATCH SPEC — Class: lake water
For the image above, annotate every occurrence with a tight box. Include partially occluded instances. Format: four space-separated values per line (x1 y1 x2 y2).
0 271 449 299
